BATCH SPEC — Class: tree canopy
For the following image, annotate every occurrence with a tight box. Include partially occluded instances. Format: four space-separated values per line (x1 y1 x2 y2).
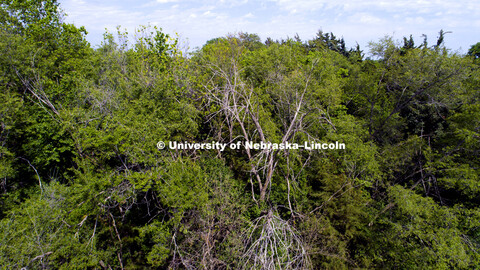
1 1 479 269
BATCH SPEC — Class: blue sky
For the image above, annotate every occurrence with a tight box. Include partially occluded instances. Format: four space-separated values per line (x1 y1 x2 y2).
60 0 480 54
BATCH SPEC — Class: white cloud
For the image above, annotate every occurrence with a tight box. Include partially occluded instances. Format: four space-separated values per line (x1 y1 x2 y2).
269 0 329 13
355 13 384 24
156 0 179 3
202 10 214 17
243 12 254 18
405 16 426 25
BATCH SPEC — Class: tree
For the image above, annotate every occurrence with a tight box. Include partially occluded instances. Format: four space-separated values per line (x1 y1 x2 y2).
468 42 480 63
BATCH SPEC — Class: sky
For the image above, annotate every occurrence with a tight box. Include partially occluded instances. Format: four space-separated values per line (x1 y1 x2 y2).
59 0 480 54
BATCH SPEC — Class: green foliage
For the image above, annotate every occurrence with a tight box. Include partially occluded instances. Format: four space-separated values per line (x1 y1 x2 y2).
369 186 476 269
467 42 480 62
0 183 105 269
1 3 479 267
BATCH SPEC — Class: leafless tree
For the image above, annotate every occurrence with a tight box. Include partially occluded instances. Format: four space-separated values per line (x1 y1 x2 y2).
200 45 321 204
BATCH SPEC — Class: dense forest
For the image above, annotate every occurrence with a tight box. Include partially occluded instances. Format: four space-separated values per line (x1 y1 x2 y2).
1 1 480 269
